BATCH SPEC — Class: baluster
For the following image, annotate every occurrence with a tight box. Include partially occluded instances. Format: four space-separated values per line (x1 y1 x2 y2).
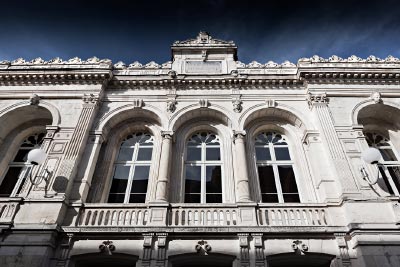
178 209 183 226
184 210 189 226
138 210 143 226
261 209 267 226
104 210 110 226
85 211 91 226
321 209 327 225
143 210 148 225
233 210 237 225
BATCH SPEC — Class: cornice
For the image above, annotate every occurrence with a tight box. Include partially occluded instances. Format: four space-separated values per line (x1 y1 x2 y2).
107 77 305 90
299 71 400 85
0 70 112 86
1 55 400 87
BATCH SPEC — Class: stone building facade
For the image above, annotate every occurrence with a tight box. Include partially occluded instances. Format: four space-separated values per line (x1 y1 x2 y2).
0 32 400 266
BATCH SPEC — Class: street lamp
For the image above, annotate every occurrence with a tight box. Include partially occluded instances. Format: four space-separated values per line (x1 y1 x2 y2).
360 147 382 185
26 148 52 186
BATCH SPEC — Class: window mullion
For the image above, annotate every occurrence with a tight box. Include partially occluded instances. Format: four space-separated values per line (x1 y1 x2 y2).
125 143 139 203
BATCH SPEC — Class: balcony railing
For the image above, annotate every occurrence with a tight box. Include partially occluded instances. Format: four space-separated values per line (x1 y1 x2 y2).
257 205 328 226
168 204 239 226
77 204 150 227
0 198 21 226
69 203 334 229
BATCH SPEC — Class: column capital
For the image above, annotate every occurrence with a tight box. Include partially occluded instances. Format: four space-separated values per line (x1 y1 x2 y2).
161 131 174 139
233 130 246 139
307 92 328 109
82 93 102 107
45 125 60 139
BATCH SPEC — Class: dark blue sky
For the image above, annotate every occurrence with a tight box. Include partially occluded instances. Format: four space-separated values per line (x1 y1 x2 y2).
1 0 399 64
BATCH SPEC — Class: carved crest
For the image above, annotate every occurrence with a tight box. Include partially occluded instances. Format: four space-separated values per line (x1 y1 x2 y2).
199 99 209 108
29 94 40 106
167 99 177 113
99 240 115 255
232 99 242 113
133 99 144 108
292 240 308 255
370 91 382 104
195 240 211 255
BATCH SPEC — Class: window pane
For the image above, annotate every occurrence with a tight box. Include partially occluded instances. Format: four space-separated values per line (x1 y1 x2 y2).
283 193 300 203
133 166 150 180
129 194 146 203
0 167 23 197
206 147 220 160
206 194 222 203
131 166 149 194
380 148 397 161
110 165 130 194
137 147 153 161
261 194 279 203
256 147 271 161
114 165 130 179
388 166 400 193
275 147 291 160
108 193 125 203
185 166 201 193
206 166 222 193
379 166 395 195
117 147 134 161
186 147 201 161
13 149 30 162
258 166 277 194
185 194 201 203
278 166 298 193
15 167 30 195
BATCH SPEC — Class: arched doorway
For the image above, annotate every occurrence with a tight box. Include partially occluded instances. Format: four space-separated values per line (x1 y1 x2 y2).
168 253 235 267
70 253 138 267
267 253 335 267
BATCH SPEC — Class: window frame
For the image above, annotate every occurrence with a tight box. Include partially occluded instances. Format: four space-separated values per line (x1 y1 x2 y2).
0 131 45 198
107 132 154 204
365 132 400 196
184 131 224 204
253 131 301 203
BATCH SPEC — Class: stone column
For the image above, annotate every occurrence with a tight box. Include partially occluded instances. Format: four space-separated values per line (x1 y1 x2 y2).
308 93 358 195
155 131 173 202
233 131 251 202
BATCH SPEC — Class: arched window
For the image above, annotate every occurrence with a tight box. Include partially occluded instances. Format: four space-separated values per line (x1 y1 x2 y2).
108 132 153 203
0 132 45 197
184 131 222 203
365 132 400 196
255 131 300 203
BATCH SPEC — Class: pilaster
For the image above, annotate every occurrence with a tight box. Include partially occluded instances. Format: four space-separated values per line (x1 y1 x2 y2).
55 93 103 199
307 93 359 197
238 233 250 267
70 131 104 202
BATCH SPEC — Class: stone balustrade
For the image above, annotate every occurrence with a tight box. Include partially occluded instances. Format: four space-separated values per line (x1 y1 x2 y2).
70 203 335 229
76 204 150 227
257 204 328 226
168 204 239 226
0 198 21 226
